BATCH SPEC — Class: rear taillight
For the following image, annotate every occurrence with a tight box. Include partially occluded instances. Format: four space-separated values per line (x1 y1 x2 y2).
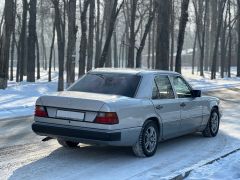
35 105 48 117
94 112 119 124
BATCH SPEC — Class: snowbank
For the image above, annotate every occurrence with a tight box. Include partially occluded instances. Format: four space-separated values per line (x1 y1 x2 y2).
0 71 58 120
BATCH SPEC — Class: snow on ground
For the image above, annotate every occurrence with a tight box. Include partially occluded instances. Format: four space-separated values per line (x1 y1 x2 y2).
0 69 240 179
187 151 240 180
1 88 240 179
0 67 240 120
183 67 240 91
0 71 58 120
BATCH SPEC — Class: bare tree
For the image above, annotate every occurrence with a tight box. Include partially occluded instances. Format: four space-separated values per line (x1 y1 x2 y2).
48 17 55 82
36 34 40 79
87 0 95 71
0 0 14 89
237 0 240 77
227 0 232 78
193 0 209 76
98 0 123 67
52 0 66 91
136 3 156 68
66 0 77 86
40 1 47 70
155 0 171 70
211 0 227 79
127 0 138 68
192 28 197 74
10 0 17 81
27 0 37 82
18 0 27 82
94 0 102 68
175 0 190 74
78 0 91 77
170 0 175 71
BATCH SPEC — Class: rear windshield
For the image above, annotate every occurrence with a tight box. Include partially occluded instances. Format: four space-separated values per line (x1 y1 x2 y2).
68 73 141 98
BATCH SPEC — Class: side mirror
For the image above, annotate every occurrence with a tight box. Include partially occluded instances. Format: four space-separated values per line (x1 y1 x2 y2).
192 89 201 98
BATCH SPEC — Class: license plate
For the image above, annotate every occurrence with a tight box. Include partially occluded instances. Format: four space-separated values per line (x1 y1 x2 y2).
56 110 85 121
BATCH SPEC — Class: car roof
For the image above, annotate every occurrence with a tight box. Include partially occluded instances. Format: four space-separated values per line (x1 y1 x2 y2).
90 68 180 76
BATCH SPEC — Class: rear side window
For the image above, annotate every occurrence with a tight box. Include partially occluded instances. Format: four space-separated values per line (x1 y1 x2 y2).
68 73 141 98
152 76 175 99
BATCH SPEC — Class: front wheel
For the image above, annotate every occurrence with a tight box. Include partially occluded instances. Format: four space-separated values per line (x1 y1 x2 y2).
202 108 220 137
132 120 159 157
57 139 79 148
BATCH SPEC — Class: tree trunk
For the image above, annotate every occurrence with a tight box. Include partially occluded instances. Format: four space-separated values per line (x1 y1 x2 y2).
87 0 95 72
98 0 123 67
113 29 118 67
227 0 232 78
40 0 47 70
170 0 175 71
27 0 37 82
127 0 138 68
156 0 171 70
94 0 101 68
36 35 40 79
151 17 156 69
78 0 91 77
0 0 14 89
10 0 17 81
48 20 55 82
136 7 155 68
204 1 210 71
19 0 27 81
52 0 66 91
237 0 240 77
193 0 208 77
220 18 227 78
192 29 197 74
175 0 190 74
16 42 20 82
104 0 115 67
209 0 218 72
211 0 226 79
66 0 77 86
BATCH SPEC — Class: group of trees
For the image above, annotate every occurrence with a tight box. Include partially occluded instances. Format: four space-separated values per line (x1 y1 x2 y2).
0 0 240 91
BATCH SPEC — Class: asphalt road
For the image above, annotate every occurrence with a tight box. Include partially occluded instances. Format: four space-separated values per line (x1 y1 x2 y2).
0 88 240 180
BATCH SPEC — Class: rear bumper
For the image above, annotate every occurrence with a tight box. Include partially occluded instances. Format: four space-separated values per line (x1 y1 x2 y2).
32 122 141 146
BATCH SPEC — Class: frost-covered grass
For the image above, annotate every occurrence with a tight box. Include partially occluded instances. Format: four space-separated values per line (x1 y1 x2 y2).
0 67 240 120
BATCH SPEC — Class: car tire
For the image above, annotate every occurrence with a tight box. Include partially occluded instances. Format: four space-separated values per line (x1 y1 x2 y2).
132 120 159 157
202 108 220 137
57 139 79 148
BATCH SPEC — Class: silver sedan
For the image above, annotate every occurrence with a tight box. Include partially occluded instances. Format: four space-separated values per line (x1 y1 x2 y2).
32 69 221 157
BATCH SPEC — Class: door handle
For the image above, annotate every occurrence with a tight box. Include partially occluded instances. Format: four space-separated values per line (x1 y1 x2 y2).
155 105 163 110
180 103 186 107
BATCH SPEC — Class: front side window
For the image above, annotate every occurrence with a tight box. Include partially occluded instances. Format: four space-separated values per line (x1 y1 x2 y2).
171 76 192 98
68 73 141 98
152 76 175 99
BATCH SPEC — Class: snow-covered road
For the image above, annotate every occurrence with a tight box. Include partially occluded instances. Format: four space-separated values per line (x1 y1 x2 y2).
0 88 240 180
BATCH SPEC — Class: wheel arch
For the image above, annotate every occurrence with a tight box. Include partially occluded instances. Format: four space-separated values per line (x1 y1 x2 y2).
145 116 162 137
209 99 220 113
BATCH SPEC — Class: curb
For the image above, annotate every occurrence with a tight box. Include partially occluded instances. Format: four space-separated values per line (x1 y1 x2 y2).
170 147 240 180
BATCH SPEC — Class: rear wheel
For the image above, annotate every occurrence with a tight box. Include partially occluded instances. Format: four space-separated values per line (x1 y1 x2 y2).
202 108 220 137
132 120 159 157
57 139 79 148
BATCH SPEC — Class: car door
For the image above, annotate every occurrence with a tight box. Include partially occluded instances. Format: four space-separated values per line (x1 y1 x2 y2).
151 75 181 139
170 75 203 133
